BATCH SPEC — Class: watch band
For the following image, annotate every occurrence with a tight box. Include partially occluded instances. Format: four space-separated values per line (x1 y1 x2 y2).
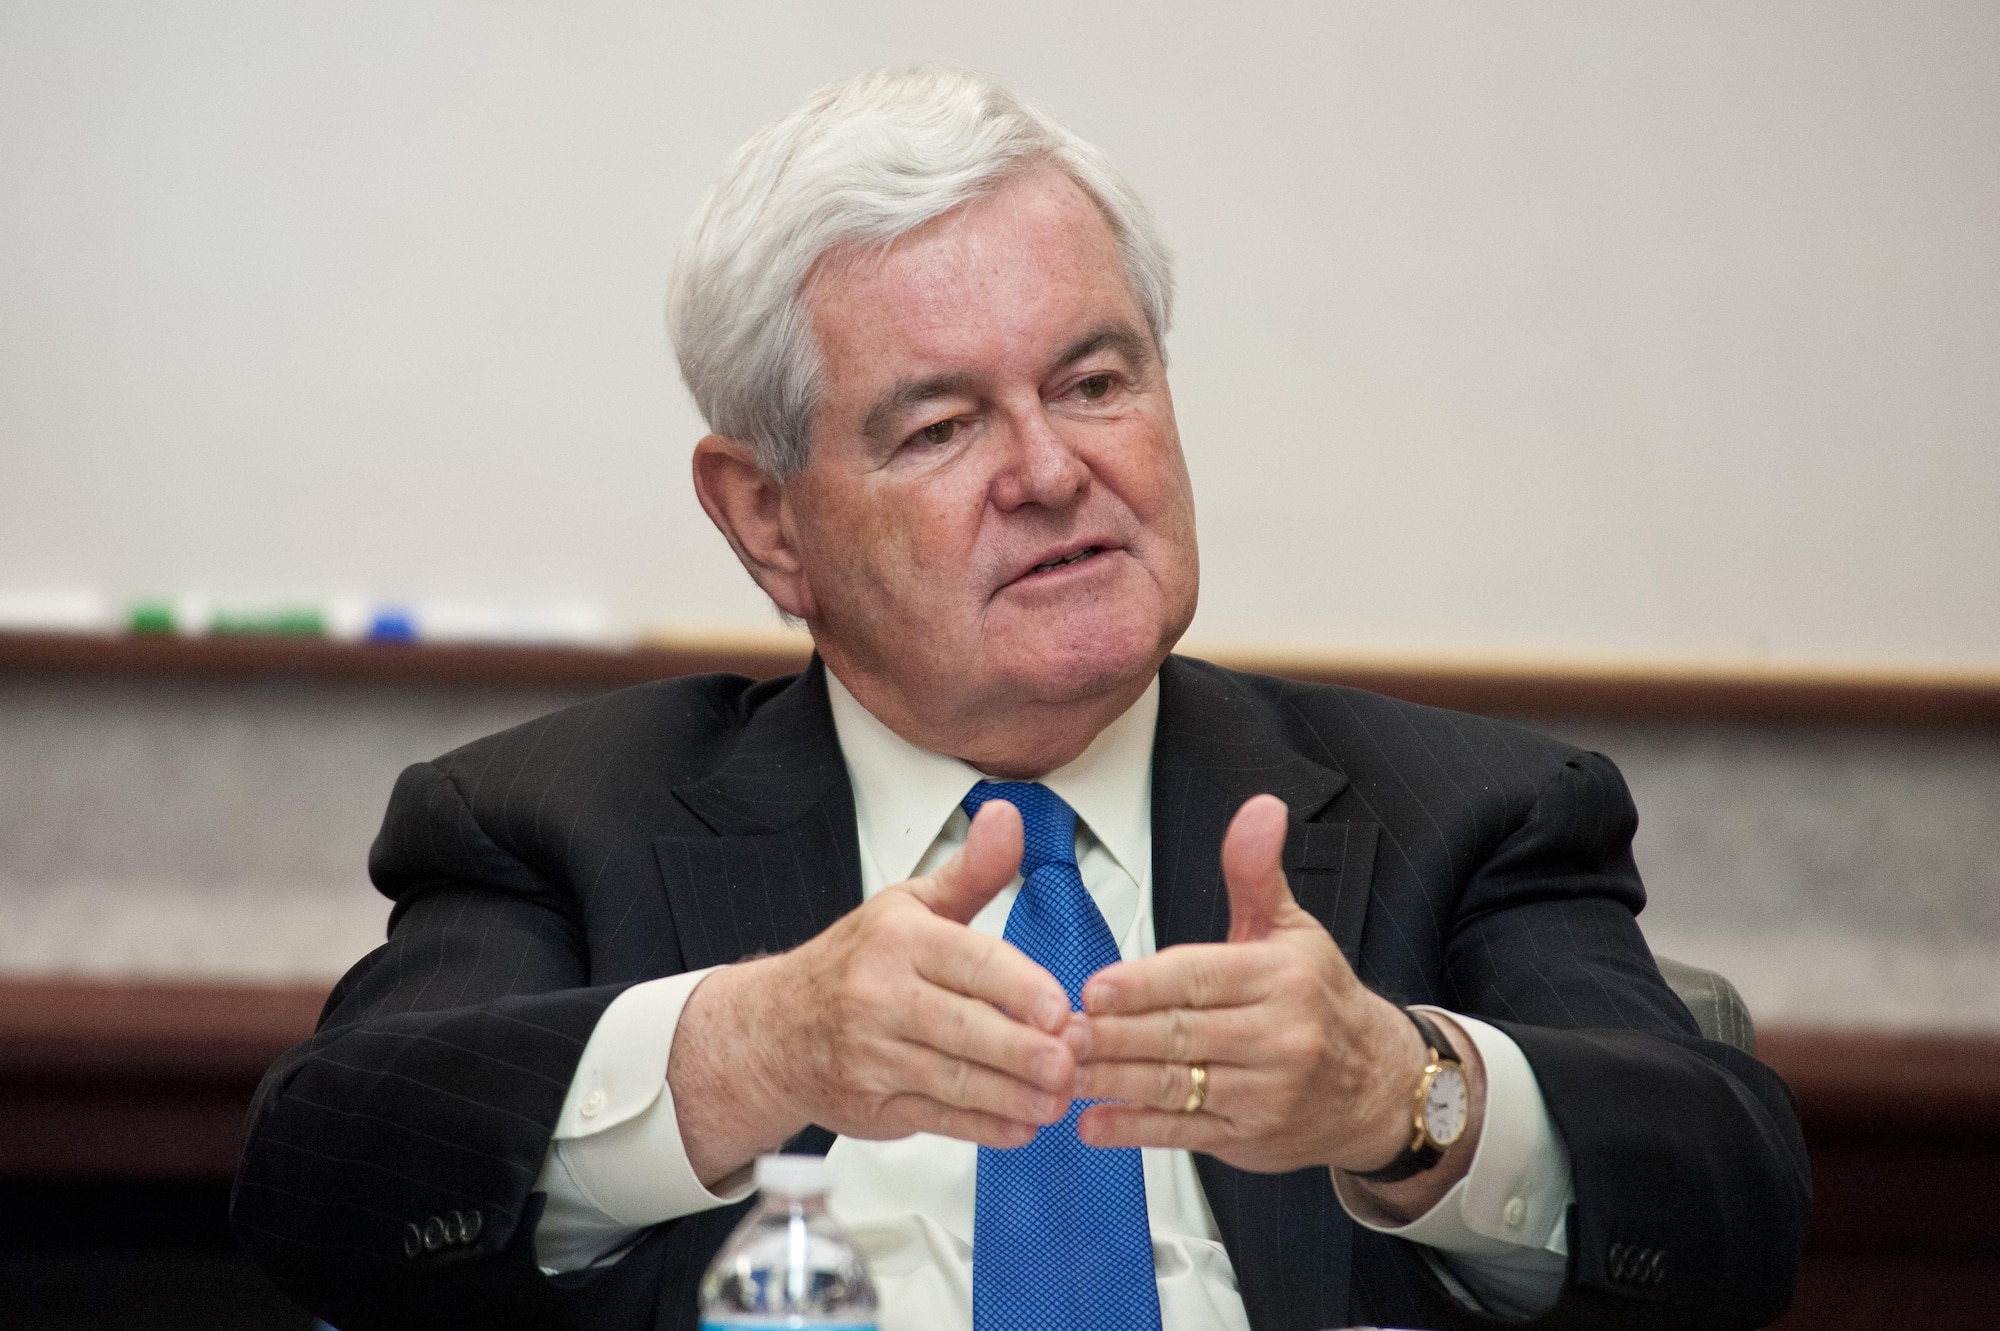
1350 1008 1461 1184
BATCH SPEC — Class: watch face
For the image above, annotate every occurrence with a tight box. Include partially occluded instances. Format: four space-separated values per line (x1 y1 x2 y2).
1424 1066 1469 1147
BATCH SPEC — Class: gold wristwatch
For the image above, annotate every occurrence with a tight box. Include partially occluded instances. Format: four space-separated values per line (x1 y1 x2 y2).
1352 1009 1469 1183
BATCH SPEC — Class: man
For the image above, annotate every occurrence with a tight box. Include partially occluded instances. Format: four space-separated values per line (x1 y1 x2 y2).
234 67 1809 1331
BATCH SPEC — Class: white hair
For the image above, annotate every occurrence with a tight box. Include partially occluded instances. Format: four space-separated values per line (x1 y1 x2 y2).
667 66 1176 478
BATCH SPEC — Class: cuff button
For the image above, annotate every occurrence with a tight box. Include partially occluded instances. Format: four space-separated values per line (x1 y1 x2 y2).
422 1216 446 1252
401 1223 423 1260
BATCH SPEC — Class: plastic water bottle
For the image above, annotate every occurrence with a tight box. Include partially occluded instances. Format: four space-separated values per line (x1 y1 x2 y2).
699 1153 879 1331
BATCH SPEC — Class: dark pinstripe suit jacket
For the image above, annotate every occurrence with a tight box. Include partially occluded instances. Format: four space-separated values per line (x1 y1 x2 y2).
233 656 1809 1331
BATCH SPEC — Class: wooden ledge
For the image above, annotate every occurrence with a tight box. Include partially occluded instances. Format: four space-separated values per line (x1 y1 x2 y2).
5 631 2000 725
0 630 806 694
1 976 1996 1179
1206 649 2000 728
1756 1028 2000 1136
0 977 330 1081
0 978 333 1178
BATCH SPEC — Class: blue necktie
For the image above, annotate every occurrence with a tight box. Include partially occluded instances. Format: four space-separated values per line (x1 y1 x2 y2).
962 781 1162 1331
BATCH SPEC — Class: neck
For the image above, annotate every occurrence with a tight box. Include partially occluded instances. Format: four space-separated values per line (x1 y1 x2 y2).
818 650 1160 780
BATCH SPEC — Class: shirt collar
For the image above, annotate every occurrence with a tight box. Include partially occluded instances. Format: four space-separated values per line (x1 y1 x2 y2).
825 669 1159 890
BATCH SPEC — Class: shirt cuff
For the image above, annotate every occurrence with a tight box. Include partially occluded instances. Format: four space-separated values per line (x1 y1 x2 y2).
1332 1008 1573 1259
533 968 756 1271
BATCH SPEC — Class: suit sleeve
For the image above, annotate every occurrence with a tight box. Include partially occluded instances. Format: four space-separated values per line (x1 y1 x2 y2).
1443 751 1811 1330
230 760 659 1331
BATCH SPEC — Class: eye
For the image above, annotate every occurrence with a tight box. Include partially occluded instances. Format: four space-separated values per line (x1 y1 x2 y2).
1076 373 1115 401
913 419 958 448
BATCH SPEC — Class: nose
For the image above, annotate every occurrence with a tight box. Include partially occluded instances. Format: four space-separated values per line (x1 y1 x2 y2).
989 407 1088 512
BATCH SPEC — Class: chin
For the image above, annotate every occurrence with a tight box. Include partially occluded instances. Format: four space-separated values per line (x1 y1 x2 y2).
998 618 1173 707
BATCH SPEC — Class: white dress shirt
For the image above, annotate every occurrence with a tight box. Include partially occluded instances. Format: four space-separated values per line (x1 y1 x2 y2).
533 671 1575 1322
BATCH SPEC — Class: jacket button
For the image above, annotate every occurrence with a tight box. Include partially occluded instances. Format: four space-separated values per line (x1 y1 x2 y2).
402 1222 423 1259
423 1216 446 1251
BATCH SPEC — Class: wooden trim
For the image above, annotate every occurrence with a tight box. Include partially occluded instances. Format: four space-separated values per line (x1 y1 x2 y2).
1199 647 2000 728
1755 1028 2000 1136
0 978 329 1081
0 978 331 1179
5 631 2000 725
0 630 808 694
2 977 1997 1179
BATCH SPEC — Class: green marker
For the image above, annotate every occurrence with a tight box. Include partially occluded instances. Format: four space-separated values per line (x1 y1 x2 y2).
129 601 178 635
209 607 326 637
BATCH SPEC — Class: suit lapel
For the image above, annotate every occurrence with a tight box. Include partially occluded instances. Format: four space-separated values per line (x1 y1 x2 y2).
1151 656 1376 957
1152 655 1380 1331
654 658 864 971
1288 821 1378 971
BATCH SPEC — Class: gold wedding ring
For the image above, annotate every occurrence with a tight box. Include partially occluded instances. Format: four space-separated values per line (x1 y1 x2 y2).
1182 1063 1209 1114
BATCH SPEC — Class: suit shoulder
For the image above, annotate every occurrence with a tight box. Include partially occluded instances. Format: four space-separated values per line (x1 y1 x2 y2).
368 671 807 902
423 670 791 792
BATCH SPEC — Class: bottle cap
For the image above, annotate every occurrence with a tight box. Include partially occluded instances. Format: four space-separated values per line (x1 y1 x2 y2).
754 1153 830 1197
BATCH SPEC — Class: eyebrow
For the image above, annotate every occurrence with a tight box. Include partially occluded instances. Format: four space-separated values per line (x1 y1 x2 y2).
857 321 1156 448
1048 323 1154 381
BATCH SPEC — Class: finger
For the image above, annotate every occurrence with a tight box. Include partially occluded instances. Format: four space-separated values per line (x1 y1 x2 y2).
1072 1060 1216 1112
1081 942 1276 1016
908 799 1024 926
900 978 1076 1091
874 1096 1043 1151
1076 1102 1226 1153
886 1041 1072 1126
912 917 1072 1034
1068 1004 1272 1066
1222 793 1296 943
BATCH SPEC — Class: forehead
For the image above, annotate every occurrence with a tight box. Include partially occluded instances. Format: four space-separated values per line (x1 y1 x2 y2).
805 171 1143 393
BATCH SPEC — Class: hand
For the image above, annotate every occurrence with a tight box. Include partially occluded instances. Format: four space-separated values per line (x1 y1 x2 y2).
1069 794 1481 1206
670 799 1078 1186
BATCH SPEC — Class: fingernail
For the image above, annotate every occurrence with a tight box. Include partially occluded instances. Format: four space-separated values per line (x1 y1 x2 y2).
1082 981 1108 1013
1064 1015 1091 1058
1032 992 1068 1031
1036 1045 1069 1087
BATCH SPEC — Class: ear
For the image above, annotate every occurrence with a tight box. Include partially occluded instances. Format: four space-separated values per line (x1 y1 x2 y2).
691 435 817 621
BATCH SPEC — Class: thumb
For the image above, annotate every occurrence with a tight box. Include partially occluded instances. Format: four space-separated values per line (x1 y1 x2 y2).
908 798 1024 925
1222 793 1298 943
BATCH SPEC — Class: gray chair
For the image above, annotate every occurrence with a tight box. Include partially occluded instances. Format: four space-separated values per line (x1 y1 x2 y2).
1653 954 1756 1053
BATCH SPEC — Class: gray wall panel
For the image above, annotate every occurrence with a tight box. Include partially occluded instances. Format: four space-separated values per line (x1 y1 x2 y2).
4 680 1996 1028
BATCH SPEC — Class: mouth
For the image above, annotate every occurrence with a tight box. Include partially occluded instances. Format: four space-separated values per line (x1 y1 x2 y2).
1028 545 1105 576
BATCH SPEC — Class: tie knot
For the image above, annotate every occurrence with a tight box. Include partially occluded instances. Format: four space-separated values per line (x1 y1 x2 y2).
961 781 1077 875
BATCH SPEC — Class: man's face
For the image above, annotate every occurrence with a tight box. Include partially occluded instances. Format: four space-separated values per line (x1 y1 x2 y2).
785 169 1199 745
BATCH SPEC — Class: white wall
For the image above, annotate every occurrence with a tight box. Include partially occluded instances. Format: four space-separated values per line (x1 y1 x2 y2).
3 0 1996 667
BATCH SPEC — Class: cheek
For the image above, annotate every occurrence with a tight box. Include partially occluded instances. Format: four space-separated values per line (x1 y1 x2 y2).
809 475 984 610
1101 417 1196 540
898 480 993 595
